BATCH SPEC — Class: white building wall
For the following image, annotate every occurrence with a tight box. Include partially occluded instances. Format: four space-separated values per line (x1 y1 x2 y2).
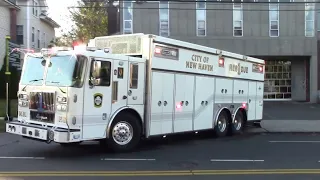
16 0 56 51
0 7 11 69
40 21 55 48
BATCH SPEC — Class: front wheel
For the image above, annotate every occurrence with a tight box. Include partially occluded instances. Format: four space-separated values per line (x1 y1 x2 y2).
107 113 141 152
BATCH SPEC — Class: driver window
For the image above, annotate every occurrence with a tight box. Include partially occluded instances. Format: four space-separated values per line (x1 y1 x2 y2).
89 60 111 86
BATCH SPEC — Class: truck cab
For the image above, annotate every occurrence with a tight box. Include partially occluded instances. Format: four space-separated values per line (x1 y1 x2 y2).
6 46 146 150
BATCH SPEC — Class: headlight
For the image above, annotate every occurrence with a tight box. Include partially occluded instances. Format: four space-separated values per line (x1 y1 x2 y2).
18 100 28 107
56 104 67 112
18 93 28 100
57 96 67 103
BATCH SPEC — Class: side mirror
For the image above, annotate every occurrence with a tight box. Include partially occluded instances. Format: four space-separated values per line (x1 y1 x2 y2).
90 60 101 86
92 61 101 78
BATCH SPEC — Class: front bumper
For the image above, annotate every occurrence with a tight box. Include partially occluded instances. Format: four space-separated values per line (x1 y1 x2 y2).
6 121 82 143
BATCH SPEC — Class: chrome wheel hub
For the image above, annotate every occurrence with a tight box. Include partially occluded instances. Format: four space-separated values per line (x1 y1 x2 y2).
217 118 227 132
234 118 242 130
112 121 133 145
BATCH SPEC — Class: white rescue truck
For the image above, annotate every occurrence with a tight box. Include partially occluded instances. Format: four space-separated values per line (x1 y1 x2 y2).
6 33 264 152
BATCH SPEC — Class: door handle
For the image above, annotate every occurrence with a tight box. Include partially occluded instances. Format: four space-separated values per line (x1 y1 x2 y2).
122 95 127 99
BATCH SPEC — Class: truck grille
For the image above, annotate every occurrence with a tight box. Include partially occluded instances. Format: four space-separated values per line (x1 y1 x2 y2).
29 92 55 123
29 92 55 111
30 111 55 123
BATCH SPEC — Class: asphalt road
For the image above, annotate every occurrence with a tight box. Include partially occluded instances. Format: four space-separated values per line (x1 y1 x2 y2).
2 132 320 179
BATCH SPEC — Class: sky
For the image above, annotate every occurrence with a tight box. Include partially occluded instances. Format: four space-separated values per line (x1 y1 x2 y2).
46 0 79 37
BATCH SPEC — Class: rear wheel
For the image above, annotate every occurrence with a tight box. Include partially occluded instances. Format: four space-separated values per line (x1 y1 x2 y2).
106 113 141 152
214 110 229 137
230 110 245 135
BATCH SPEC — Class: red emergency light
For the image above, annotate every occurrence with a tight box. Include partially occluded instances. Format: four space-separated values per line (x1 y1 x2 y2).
155 47 161 54
218 57 225 67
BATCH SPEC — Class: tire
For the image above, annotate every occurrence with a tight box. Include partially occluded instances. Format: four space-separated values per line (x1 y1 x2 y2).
230 109 245 135
214 110 229 137
106 113 141 152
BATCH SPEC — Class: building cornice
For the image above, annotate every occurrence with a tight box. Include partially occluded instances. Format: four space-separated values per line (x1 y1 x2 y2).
39 14 61 28
3 0 20 10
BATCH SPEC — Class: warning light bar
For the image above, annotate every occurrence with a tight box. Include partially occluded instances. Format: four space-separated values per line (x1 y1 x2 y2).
154 45 179 60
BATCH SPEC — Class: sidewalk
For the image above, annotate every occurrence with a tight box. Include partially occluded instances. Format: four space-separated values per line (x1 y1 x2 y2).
247 120 320 133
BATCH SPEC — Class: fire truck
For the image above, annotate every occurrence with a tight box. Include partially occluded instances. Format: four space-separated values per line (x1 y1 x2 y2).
6 33 264 152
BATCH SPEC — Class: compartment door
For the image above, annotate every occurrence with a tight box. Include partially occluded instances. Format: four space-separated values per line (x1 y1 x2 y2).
233 80 249 103
215 78 233 104
247 81 257 120
174 74 194 133
149 71 174 135
255 82 264 120
194 76 215 130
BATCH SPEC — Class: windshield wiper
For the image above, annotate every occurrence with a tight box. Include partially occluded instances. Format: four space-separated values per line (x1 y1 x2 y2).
22 79 44 91
29 78 43 83
46 81 66 94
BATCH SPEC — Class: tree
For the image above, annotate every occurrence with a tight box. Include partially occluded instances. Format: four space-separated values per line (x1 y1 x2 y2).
68 0 109 43
50 28 78 47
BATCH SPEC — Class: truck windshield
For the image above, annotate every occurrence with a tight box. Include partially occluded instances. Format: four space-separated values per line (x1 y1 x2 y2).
45 55 87 87
20 56 45 85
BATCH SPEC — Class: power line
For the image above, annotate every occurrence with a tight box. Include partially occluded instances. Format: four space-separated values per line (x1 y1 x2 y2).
0 6 317 11
33 0 320 2
0 0 317 11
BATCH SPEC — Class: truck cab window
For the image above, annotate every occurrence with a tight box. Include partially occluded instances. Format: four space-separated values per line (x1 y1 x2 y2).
89 60 111 86
72 55 87 87
130 63 139 89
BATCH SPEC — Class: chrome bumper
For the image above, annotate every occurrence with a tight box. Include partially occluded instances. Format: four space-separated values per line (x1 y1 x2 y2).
6 121 82 143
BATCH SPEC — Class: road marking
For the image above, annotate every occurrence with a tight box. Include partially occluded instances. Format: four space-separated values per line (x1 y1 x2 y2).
269 141 320 143
0 156 45 160
2 169 320 176
210 159 264 162
101 158 156 161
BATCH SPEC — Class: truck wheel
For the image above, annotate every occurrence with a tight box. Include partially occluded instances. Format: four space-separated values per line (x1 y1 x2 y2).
107 113 141 152
230 110 244 135
214 110 229 137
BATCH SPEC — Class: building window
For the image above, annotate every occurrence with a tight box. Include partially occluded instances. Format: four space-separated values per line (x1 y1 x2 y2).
233 0 243 36
264 60 291 100
33 0 38 16
32 27 34 42
305 0 315 37
159 1 169 37
123 1 133 34
37 30 40 48
43 32 46 48
16 25 23 45
196 0 206 36
269 0 279 37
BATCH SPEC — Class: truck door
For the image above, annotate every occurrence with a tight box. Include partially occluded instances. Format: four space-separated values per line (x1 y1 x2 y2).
111 59 129 112
127 60 145 105
82 58 112 140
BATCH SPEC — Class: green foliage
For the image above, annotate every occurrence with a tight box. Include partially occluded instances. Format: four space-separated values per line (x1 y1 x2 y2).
67 0 109 43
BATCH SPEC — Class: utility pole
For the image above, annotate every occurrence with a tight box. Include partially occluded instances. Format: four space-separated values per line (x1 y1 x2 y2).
5 35 11 121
